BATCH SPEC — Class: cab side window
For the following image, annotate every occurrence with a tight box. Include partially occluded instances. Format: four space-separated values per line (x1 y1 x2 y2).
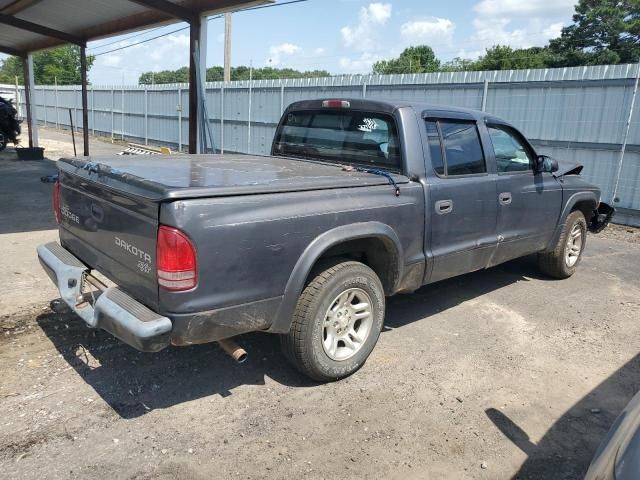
488 125 534 173
425 119 486 176
425 120 445 175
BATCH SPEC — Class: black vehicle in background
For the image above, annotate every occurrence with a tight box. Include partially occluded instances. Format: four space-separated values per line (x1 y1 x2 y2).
0 96 21 151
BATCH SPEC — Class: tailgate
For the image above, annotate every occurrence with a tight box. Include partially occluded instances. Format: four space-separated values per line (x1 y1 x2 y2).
57 168 160 310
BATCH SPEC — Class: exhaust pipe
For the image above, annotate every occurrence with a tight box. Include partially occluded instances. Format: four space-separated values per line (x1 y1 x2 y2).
218 338 248 364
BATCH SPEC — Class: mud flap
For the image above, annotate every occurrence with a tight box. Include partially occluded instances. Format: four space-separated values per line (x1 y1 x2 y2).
589 202 615 234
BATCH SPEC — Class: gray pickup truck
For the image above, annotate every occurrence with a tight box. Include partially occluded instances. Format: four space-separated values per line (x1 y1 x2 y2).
37 98 613 381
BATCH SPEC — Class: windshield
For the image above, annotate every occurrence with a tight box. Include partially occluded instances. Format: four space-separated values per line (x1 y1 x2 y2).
272 109 402 171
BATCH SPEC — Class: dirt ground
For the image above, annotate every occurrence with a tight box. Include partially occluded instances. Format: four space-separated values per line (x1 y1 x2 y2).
598 222 640 244
1 236 639 480
1 134 640 479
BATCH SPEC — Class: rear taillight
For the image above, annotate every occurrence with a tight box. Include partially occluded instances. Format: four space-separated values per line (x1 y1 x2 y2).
157 226 198 291
53 180 60 224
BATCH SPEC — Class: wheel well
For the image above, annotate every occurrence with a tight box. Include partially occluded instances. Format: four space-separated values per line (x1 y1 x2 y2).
571 200 597 224
312 237 399 294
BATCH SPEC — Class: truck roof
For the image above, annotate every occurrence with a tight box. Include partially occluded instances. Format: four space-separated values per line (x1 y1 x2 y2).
285 98 505 124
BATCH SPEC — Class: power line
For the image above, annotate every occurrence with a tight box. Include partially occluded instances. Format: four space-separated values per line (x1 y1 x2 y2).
88 26 166 51
93 26 190 56
241 0 309 12
92 0 310 57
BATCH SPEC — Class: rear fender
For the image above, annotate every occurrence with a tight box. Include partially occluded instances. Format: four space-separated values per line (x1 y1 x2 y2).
267 222 403 334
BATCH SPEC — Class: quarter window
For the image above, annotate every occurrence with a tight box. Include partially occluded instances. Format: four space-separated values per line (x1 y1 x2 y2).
424 119 486 176
425 120 444 175
488 125 534 173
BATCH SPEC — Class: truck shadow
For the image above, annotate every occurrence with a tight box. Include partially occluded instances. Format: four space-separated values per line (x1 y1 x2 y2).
36 254 545 420
383 254 543 331
36 307 312 419
486 353 640 479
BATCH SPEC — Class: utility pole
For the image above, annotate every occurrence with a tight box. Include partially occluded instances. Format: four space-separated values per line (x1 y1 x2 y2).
224 12 232 82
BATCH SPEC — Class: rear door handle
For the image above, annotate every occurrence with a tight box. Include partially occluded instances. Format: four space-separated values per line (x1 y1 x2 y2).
499 192 512 205
435 200 453 215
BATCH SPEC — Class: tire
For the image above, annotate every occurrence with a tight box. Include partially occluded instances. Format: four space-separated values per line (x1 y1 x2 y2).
0 133 6 152
538 210 587 279
281 259 385 382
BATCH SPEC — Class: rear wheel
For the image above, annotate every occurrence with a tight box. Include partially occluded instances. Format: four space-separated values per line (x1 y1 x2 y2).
281 260 385 382
0 133 6 152
538 210 587 279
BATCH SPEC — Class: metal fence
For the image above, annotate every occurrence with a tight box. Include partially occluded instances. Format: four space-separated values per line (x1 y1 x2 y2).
3 63 640 223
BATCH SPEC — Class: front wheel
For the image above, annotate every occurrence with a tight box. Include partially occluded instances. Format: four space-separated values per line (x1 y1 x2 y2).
538 210 587 279
281 260 385 382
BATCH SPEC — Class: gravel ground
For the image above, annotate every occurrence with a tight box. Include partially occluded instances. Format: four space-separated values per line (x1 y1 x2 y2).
1 235 639 480
598 222 640 244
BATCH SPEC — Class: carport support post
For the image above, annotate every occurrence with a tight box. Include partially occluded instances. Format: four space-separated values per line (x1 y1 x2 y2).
21 54 37 148
198 15 207 153
80 45 89 156
188 16 201 154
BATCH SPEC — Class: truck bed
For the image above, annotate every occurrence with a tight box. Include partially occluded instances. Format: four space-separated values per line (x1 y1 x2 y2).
58 154 408 201
56 153 410 313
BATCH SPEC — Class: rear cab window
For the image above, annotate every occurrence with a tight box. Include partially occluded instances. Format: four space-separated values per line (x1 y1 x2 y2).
273 109 402 172
424 118 486 176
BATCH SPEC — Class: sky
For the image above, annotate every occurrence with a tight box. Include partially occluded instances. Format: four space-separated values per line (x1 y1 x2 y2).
2 0 580 85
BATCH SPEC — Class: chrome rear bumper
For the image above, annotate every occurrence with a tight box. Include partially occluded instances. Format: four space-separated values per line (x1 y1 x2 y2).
37 242 172 352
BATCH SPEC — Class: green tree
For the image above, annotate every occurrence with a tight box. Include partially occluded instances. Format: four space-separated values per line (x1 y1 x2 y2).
373 46 441 74
472 46 553 71
206 66 225 81
0 45 94 85
549 0 640 65
138 67 189 84
440 57 477 72
138 65 331 84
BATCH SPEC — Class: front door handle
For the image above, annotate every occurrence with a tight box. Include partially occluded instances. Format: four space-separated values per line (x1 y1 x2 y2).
435 199 453 215
499 192 512 205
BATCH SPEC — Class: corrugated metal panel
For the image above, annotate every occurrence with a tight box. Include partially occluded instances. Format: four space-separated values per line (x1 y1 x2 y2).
534 144 620 201
4 63 639 213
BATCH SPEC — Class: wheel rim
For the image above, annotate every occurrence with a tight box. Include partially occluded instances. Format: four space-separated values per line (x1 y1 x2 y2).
565 223 583 267
322 288 374 361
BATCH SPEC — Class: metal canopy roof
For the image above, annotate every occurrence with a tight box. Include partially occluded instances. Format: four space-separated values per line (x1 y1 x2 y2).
0 0 269 55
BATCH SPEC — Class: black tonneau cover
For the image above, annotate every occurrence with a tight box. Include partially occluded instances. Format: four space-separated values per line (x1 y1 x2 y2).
58 154 409 201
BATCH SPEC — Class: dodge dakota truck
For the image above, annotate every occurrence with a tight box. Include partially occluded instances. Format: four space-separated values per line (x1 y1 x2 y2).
37 98 613 381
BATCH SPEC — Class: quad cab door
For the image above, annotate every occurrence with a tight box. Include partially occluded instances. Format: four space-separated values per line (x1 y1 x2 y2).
485 122 562 266
423 113 498 283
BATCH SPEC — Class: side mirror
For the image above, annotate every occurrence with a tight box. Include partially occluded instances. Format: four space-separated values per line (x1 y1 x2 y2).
535 155 558 174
